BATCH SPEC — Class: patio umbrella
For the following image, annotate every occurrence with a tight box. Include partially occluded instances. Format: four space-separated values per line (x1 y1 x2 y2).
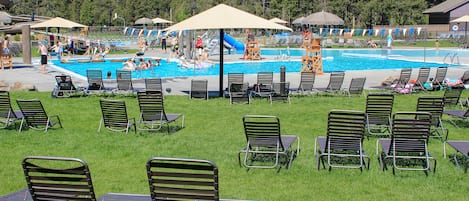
135 17 153 25
31 17 86 28
302 11 344 25
292 16 304 24
152 17 173 24
270 17 287 24
166 3 291 97
451 15 469 43
0 11 12 25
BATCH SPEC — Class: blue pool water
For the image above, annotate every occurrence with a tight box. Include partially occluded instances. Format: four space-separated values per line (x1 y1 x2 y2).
52 49 463 79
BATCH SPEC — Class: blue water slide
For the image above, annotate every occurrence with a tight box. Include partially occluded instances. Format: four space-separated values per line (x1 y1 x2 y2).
224 33 244 51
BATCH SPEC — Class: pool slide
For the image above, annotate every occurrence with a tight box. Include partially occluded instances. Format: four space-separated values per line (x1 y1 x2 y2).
224 33 244 51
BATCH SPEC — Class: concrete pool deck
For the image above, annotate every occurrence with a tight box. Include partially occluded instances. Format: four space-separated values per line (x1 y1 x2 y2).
1 48 469 95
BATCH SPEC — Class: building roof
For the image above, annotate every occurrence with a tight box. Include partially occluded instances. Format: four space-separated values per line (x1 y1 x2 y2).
423 0 469 14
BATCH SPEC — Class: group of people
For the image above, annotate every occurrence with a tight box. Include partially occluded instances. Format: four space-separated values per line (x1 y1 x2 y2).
172 35 214 68
122 58 157 71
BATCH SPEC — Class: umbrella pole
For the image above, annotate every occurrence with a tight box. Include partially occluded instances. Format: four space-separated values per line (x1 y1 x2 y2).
219 29 224 97
464 22 467 45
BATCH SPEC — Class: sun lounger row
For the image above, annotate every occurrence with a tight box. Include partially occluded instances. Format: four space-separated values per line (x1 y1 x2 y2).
224 72 366 105
20 155 251 201
99 91 184 134
0 91 62 133
53 71 167 97
315 110 437 175
0 90 183 134
366 93 449 141
388 67 469 94
240 110 437 175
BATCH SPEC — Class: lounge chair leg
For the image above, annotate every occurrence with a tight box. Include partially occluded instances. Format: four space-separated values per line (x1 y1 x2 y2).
98 119 103 133
18 118 24 133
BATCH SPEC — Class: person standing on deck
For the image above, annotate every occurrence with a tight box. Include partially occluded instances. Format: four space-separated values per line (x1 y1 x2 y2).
39 42 48 74
386 34 393 49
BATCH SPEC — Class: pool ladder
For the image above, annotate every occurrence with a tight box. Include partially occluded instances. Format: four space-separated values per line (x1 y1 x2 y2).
443 53 460 65
277 48 290 60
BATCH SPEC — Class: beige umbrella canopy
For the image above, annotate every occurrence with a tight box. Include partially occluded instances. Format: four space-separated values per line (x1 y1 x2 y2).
451 15 469 23
451 15 469 42
0 11 12 25
292 16 304 24
270 17 287 24
135 17 153 25
152 17 172 24
31 17 86 28
166 3 291 96
302 11 344 25
166 4 291 31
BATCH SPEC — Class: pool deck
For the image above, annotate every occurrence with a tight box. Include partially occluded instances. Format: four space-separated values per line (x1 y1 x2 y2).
1 48 469 95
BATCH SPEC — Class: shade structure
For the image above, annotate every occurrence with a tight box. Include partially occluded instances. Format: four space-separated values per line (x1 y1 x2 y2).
270 17 287 24
292 16 304 24
166 3 291 97
302 11 344 25
451 15 469 43
31 17 86 28
152 17 172 24
135 17 153 25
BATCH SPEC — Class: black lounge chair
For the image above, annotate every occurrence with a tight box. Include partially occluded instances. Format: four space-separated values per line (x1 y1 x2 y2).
16 99 62 133
147 157 219 201
377 112 436 175
393 68 412 88
116 70 134 92
238 115 300 170
225 72 244 97
432 66 447 90
22 156 97 201
443 87 464 106
52 75 77 98
444 140 469 173
252 72 273 98
190 79 208 100
98 99 136 134
137 91 184 132
416 96 447 140
315 110 369 171
229 82 250 104
461 70 469 85
443 108 469 128
342 77 366 96
365 93 394 137
324 72 345 94
0 91 22 129
144 78 163 92
297 71 318 95
269 82 291 104
86 69 104 92
413 67 430 92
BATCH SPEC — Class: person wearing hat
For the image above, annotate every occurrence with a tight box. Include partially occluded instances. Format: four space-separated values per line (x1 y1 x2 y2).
195 35 203 56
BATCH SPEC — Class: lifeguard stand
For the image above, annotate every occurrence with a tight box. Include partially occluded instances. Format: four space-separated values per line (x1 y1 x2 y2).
301 38 323 74
244 40 261 60
0 54 12 70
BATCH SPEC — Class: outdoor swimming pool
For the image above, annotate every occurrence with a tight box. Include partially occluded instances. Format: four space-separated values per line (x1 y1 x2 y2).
52 49 465 79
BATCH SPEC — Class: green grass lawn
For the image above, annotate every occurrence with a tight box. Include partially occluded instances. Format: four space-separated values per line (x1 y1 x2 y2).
1 91 468 200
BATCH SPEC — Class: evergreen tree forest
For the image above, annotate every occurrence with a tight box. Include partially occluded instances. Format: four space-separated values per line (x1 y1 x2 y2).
7 0 446 28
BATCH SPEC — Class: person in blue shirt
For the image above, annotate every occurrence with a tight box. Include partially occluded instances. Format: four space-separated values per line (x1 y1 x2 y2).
386 34 393 49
